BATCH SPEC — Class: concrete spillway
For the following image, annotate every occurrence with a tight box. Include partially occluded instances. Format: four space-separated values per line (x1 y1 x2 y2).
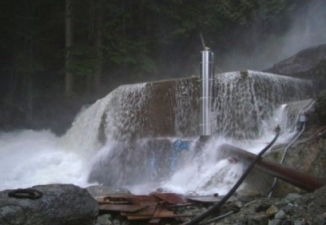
63 70 312 146
60 70 314 189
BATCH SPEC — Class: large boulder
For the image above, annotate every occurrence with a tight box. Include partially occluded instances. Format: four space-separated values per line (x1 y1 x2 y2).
266 43 326 91
267 43 326 76
0 184 98 225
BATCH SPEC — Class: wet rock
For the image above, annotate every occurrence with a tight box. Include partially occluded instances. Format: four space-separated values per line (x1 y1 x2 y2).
274 209 286 219
248 212 269 225
266 205 278 216
87 185 131 198
96 214 113 225
283 193 302 202
268 219 282 225
266 43 326 76
0 184 98 225
313 214 326 225
266 44 326 91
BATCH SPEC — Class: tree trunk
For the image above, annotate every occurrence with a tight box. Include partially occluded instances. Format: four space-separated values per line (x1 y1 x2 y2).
65 0 73 98
94 0 103 92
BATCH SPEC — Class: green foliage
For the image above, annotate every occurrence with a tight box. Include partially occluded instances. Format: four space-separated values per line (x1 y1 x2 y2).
13 52 44 75
67 44 96 77
0 0 309 94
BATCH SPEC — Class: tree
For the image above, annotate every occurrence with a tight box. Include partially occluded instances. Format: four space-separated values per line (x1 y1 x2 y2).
65 0 73 98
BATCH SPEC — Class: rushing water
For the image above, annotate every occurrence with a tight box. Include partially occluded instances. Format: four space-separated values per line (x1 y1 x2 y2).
0 130 88 191
0 72 313 194
0 107 292 194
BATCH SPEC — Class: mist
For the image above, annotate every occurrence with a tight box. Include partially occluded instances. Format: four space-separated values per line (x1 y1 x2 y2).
218 0 326 72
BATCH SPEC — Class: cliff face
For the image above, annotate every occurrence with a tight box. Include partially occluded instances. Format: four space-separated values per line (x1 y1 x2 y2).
263 43 326 196
267 43 326 76
266 43 326 91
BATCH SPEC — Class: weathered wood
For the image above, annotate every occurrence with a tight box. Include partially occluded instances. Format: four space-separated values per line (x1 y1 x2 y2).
218 144 326 192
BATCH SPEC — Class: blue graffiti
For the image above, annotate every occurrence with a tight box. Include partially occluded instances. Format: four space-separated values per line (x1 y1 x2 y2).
171 139 190 170
173 139 190 151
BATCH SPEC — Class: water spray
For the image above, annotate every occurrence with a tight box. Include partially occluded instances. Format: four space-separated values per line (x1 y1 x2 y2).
183 126 281 225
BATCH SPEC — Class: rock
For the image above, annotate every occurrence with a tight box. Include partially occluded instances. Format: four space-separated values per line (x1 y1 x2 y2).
96 214 113 225
268 219 282 225
266 205 278 216
247 212 269 225
313 214 326 225
283 193 302 202
266 44 326 76
86 185 131 198
274 210 286 219
0 184 98 225
266 44 326 91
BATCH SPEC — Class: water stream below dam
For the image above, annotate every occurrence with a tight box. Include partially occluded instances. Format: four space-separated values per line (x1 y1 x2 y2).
0 71 314 195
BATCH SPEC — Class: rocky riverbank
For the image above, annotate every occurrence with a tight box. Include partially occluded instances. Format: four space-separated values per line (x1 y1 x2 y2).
93 95 326 225
93 184 326 225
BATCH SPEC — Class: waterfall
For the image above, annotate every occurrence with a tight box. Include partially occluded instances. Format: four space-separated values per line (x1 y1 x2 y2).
0 71 313 193
212 70 313 139
76 71 312 193
173 79 199 136
63 70 312 152
61 82 148 158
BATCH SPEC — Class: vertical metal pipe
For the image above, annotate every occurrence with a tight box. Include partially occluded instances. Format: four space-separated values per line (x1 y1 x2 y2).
200 47 214 136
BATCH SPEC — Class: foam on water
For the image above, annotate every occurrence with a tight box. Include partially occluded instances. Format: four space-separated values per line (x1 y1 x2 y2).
126 103 295 195
0 130 89 191
0 83 150 191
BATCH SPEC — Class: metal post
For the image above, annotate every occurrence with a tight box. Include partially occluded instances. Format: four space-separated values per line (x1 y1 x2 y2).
200 47 214 136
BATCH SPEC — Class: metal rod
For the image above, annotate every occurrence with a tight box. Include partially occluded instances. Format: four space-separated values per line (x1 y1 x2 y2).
200 49 214 136
199 32 206 50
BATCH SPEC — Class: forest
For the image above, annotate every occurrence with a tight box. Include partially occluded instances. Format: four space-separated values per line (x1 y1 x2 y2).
0 0 321 133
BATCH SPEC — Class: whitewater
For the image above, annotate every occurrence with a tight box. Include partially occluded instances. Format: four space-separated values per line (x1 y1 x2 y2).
0 72 311 194
0 104 293 194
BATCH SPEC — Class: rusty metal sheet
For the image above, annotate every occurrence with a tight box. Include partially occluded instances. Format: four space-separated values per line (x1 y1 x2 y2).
152 193 188 204
124 207 192 220
99 204 148 213
152 208 193 218
96 193 194 221
96 196 130 205
96 194 156 205
122 203 158 220
129 195 157 205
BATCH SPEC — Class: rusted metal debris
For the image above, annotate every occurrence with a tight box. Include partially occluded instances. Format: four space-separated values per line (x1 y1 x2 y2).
96 192 203 223
94 130 326 224
218 144 326 192
96 192 226 223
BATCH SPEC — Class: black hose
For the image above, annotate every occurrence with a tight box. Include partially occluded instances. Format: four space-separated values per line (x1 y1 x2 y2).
8 189 43 200
183 126 280 225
